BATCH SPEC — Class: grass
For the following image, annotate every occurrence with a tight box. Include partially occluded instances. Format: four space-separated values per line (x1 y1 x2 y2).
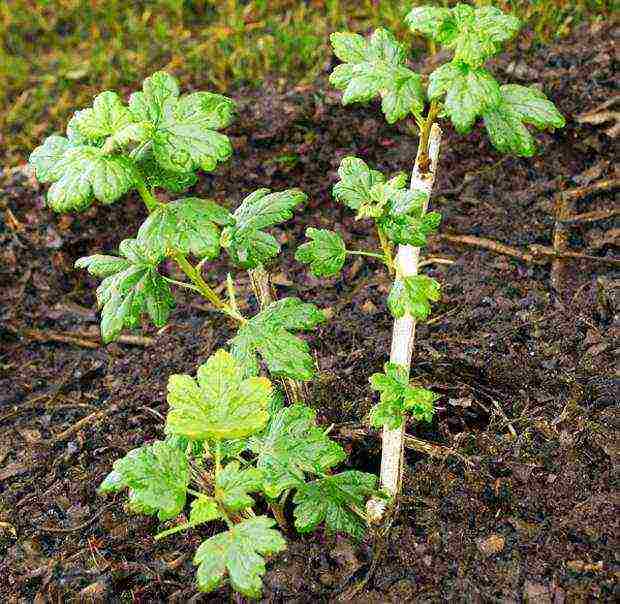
0 0 611 167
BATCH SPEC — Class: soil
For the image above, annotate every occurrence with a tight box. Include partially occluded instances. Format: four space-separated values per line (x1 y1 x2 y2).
1 22 618 603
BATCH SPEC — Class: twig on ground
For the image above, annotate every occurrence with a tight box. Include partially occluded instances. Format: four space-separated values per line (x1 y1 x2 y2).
50 407 117 443
487 399 517 440
16 327 153 348
36 503 116 533
562 207 620 224
436 234 536 263
403 434 473 465
435 234 620 267
418 256 454 268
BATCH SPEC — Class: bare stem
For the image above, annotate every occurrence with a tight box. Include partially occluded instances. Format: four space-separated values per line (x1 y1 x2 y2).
378 119 443 508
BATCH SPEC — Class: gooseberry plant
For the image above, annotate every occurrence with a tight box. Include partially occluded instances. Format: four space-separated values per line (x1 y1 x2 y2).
296 3 564 510
29 72 379 597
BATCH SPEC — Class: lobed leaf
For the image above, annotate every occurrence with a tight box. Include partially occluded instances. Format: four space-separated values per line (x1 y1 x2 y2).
193 516 286 598
166 349 271 441
129 71 235 175
404 6 453 43
138 197 233 259
67 91 135 144
295 228 346 278
249 404 346 498
215 461 263 512
378 210 441 247
293 471 377 540
483 84 565 157
387 274 441 320
98 440 189 521
221 188 306 269
133 147 198 194
332 156 385 211
329 28 425 123
189 496 221 526
428 63 500 134
230 298 325 381
29 139 139 212
76 238 174 343
407 3 520 68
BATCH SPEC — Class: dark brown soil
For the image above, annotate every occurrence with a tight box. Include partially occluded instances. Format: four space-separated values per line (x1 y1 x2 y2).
1 22 618 603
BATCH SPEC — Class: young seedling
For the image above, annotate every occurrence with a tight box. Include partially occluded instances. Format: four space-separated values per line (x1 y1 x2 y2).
99 349 377 597
297 3 564 514
29 72 380 597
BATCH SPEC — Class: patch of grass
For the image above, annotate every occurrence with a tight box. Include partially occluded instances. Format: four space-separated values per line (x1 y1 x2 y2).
0 0 611 167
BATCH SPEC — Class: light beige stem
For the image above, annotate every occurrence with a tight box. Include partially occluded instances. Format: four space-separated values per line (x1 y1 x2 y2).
379 123 442 502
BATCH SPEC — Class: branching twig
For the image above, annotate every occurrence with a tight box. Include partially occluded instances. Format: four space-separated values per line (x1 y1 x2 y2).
435 234 620 267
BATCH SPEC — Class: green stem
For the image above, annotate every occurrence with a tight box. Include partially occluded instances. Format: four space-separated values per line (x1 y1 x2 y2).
214 441 222 477
163 276 202 293
377 227 395 274
155 522 191 541
173 252 245 323
136 180 161 213
346 249 386 260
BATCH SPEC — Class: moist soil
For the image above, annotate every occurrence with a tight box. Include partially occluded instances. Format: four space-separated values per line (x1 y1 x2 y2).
1 22 618 603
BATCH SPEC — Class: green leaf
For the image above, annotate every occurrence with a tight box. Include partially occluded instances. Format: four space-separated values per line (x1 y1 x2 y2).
189 496 221 526
129 71 235 174
75 238 174 343
379 211 441 246
29 138 139 212
166 349 271 441
230 298 325 381
369 362 437 429
404 6 454 43
387 274 441 320
193 516 286 598
215 461 263 512
330 32 368 63
293 471 377 540
381 71 425 124
249 404 346 498
134 147 198 194
329 28 425 123
72 254 130 277
428 63 500 134
360 174 427 221
499 85 565 130
66 91 136 144
295 228 346 278
98 440 189 521
332 156 385 211
408 4 520 68
137 197 233 259
482 85 564 157
221 188 306 269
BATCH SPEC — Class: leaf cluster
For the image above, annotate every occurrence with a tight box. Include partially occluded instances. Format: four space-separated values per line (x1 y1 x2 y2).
99 350 377 597
30 72 235 212
329 4 565 157
369 362 438 429
297 156 442 303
